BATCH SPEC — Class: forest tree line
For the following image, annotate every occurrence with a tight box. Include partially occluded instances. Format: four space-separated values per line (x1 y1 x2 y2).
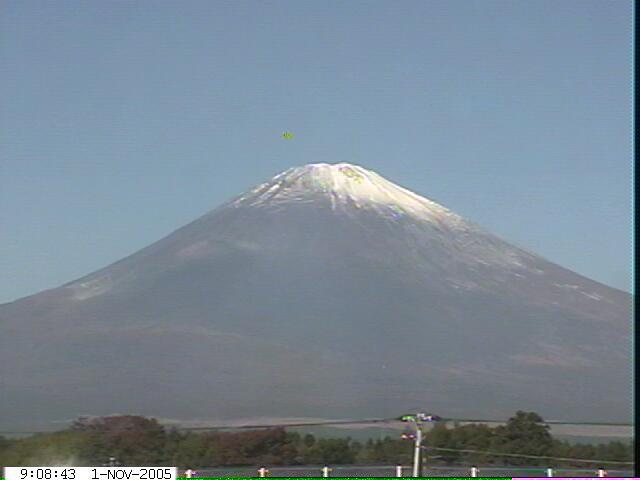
0 411 632 468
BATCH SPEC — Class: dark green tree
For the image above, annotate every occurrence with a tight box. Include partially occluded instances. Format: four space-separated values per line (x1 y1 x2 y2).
304 438 356 464
493 411 552 465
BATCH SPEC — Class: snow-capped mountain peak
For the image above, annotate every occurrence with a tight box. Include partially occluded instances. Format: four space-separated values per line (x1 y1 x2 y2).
233 163 463 224
0 161 630 430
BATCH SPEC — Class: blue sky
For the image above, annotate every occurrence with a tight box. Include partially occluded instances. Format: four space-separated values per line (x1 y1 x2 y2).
0 0 632 303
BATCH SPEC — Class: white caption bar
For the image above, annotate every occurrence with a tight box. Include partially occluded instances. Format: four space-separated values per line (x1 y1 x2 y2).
4 468 177 480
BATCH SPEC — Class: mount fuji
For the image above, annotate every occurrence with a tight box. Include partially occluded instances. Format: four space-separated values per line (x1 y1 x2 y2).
0 163 631 430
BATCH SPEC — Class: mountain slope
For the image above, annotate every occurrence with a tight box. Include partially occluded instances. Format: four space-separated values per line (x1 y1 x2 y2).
0 163 631 430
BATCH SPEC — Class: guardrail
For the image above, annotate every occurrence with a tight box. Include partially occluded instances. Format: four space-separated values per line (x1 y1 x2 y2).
181 465 634 477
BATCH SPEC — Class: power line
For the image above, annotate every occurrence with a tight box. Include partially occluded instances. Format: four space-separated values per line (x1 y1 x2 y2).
0 415 632 435
421 446 634 465
440 417 633 427
0 417 397 435
1 419 632 467
179 417 396 431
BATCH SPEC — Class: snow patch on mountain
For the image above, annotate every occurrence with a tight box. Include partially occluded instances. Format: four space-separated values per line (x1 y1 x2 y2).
68 275 112 300
553 283 580 289
232 163 467 227
580 291 603 301
228 163 545 273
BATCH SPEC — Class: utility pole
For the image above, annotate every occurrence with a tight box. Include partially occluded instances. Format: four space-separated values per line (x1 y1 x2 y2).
412 426 422 477
400 412 441 478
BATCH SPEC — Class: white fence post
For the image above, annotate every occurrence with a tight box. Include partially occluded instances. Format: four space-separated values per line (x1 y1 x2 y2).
470 466 479 477
258 467 269 477
598 468 607 477
546 467 553 477
395 465 403 477
321 466 331 477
